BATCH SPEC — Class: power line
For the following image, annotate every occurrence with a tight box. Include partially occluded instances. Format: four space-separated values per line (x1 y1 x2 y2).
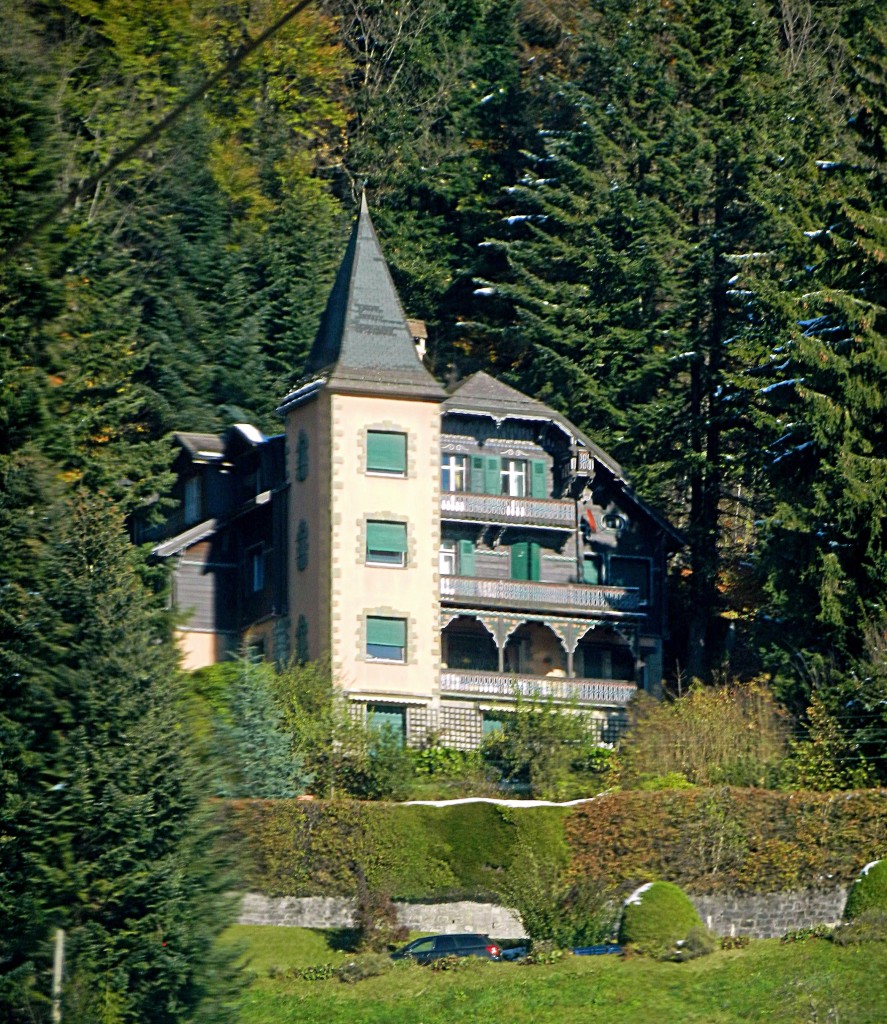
4 0 315 261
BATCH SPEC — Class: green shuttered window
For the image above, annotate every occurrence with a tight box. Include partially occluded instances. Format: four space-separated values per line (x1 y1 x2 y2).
368 704 406 744
511 541 542 581
367 431 407 474
458 539 475 576
366 616 406 662
366 521 407 565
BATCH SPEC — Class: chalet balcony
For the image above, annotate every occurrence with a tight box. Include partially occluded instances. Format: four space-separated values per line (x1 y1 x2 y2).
440 575 641 615
440 492 575 529
440 669 637 707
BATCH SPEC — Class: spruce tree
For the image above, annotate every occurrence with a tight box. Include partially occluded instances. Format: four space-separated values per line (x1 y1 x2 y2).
39 494 238 1023
756 0 886 673
477 0 826 680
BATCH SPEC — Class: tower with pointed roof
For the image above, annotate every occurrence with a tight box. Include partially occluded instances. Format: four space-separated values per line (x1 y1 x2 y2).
278 196 447 716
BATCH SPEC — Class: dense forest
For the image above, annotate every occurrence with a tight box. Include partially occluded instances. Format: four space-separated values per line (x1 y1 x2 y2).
1 0 885 1020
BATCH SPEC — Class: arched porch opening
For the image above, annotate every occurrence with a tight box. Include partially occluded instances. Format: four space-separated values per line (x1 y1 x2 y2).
504 621 567 678
441 615 497 671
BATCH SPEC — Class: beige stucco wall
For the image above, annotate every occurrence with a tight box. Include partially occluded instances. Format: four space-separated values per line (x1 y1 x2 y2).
329 392 441 701
285 392 333 664
176 629 234 671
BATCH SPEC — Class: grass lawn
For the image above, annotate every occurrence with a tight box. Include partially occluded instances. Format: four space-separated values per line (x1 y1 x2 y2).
222 926 887 1024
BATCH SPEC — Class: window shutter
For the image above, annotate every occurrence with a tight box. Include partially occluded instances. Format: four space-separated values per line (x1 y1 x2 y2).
367 521 407 554
529 541 542 581
458 539 475 576
368 705 405 743
484 456 500 494
511 541 529 580
530 459 548 498
366 616 406 648
470 456 485 493
367 431 406 473
583 555 601 584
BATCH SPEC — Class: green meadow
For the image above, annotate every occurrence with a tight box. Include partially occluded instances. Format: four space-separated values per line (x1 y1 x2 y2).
224 925 887 1024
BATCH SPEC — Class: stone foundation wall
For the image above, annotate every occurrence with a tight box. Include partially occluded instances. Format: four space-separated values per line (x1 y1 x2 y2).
239 888 848 941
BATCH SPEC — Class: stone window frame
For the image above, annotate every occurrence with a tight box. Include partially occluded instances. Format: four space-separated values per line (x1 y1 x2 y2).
358 607 417 667
357 512 413 569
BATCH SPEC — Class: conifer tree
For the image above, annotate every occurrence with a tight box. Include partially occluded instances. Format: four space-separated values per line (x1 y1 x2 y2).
755 0 886 671
477 0 826 680
37 494 239 1023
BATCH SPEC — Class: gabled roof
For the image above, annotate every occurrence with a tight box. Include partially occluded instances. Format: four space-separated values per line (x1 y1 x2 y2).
444 371 623 476
287 195 445 406
444 371 554 419
174 432 225 461
444 372 685 548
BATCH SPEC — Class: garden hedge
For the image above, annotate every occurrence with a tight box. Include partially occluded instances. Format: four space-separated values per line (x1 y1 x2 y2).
219 787 887 900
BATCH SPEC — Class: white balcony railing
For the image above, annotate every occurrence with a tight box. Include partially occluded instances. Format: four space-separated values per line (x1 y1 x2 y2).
440 670 637 707
440 492 575 528
440 575 641 613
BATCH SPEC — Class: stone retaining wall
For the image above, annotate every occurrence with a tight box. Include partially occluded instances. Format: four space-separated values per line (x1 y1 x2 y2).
239 888 848 940
691 888 848 939
239 894 524 937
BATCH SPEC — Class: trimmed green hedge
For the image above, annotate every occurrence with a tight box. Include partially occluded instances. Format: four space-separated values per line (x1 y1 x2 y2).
220 799 568 899
220 788 887 900
844 860 887 920
618 882 702 955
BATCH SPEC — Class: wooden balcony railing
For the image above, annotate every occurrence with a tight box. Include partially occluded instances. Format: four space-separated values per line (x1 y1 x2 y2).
440 575 641 613
440 670 637 706
440 492 575 528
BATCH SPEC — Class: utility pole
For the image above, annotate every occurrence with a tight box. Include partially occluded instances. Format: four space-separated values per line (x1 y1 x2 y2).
51 928 65 1023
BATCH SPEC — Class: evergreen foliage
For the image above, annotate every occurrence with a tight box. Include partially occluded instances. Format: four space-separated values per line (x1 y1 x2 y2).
844 860 887 921
617 881 704 957
37 494 239 1023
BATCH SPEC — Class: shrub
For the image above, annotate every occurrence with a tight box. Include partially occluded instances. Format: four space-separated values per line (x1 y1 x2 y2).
781 925 832 943
720 934 750 950
337 953 394 984
844 860 887 921
290 963 337 982
352 869 408 952
617 882 703 958
670 924 717 962
832 907 887 945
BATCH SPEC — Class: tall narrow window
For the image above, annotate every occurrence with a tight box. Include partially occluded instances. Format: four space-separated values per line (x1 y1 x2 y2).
366 521 407 566
441 453 469 492
184 476 202 524
250 548 264 592
501 459 527 497
296 615 309 663
366 616 406 662
367 431 407 475
439 541 456 575
296 520 309 571
296 429 309 481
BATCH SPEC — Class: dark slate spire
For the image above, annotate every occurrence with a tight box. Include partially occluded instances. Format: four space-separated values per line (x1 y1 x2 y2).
302 195 445 401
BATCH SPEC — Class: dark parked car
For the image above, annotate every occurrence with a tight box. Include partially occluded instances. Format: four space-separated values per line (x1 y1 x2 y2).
390 933 501 964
